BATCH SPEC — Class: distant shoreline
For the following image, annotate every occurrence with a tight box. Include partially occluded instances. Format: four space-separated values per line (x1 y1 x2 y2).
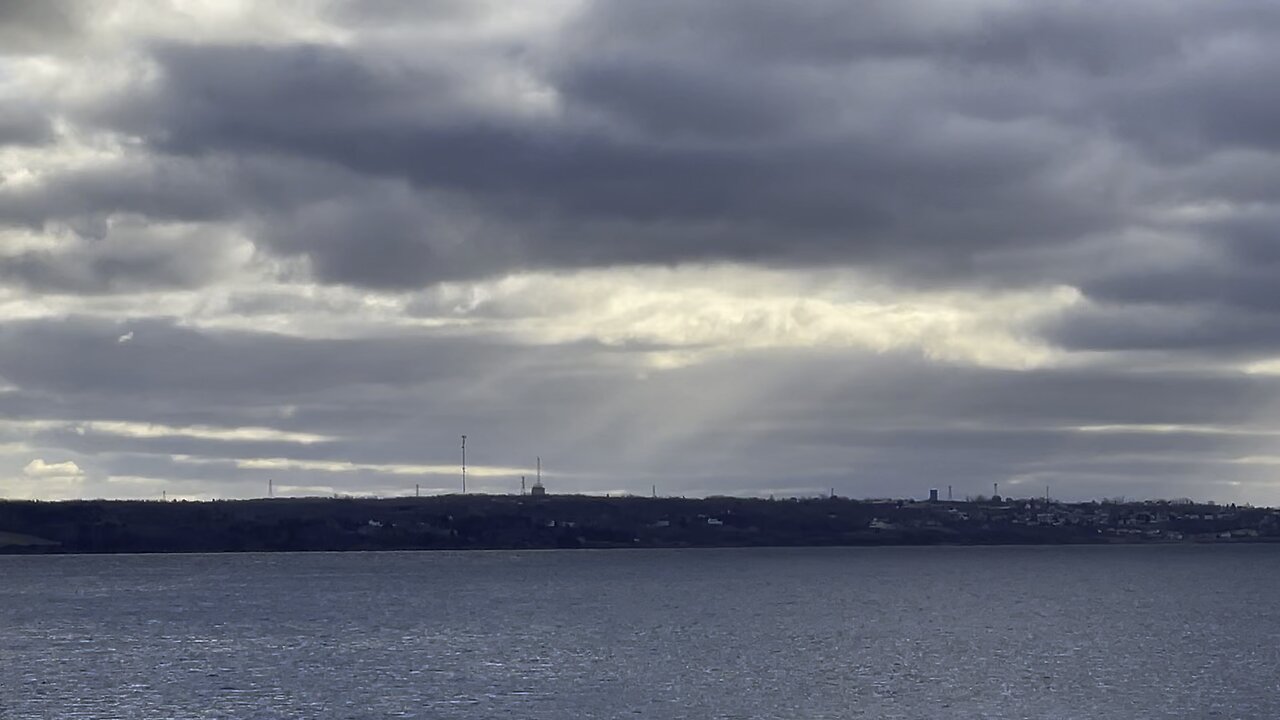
2 495 1276 555
6 541 1280 560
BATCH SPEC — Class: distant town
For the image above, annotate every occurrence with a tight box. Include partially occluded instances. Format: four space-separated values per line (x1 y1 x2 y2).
2 490 1278 554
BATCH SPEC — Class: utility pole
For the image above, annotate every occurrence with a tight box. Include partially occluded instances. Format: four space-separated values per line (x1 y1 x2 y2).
948 485 953 501
415 483 420 498
521 476 526 495
268 478 273 498
461 435 467 494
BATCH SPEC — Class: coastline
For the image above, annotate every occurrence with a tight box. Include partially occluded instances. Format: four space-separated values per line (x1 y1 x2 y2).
3 494 1276 555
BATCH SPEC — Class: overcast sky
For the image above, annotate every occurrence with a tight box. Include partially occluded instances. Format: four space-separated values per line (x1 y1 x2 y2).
4 1 1280 503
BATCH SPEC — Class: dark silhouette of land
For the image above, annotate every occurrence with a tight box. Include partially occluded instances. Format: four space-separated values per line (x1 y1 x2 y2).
2 494 1277 554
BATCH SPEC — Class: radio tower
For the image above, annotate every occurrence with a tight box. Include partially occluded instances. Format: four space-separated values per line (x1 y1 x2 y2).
461 435 467 494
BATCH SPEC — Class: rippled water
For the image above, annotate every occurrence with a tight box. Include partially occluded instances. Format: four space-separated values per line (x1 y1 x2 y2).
2 545 1278 719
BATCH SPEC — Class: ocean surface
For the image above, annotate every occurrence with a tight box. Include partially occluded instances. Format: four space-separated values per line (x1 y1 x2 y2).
1 545 1278 719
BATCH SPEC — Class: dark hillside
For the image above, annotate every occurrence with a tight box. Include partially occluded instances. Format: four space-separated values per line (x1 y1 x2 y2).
1 495 1275 554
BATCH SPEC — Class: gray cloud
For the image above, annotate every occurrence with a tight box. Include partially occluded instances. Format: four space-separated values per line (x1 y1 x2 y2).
0 218 246 294
38 0 1265 297
4 314 1272 499
1043 303 1280 354
79 28 1113 286
0 104 53 146
0 317 518 399
1 0 1266 295
0 0 82 55
6 1 1280 502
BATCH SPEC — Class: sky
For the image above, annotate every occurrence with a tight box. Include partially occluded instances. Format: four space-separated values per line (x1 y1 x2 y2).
4 1 1280 503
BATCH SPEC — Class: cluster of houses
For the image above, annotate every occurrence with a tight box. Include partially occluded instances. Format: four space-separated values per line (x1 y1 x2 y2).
869 496 1280 542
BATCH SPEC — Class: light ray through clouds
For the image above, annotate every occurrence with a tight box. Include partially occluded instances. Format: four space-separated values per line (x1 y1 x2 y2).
4 1 1280 503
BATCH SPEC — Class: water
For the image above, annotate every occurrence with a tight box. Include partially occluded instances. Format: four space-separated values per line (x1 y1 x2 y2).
1 545 1278 719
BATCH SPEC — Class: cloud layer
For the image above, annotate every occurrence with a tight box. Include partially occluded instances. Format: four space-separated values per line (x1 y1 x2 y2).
4 1 1280 503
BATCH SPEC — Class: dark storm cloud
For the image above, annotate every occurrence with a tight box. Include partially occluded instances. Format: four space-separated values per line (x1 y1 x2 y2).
0 154 354 229
0 155 434 292
81 24 1110 286
1043 303 1280 354
1082 268 1280 313
1069 206 1280 315
15 0 1270 295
